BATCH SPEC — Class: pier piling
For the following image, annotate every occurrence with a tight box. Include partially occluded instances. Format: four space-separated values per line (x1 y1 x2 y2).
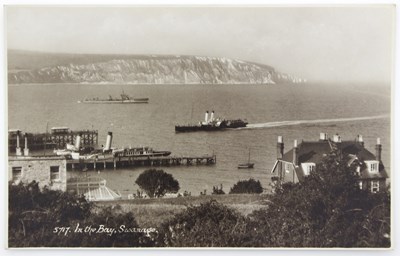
66 154 216 171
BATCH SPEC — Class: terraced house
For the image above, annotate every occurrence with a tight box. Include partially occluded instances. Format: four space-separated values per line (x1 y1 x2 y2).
271 133 388 193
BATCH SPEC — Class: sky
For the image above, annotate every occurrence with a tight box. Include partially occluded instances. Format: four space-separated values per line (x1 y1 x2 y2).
5 5 395 83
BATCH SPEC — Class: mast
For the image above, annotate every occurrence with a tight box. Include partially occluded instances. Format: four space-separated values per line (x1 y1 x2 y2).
190 102 194 121
44 122 49 156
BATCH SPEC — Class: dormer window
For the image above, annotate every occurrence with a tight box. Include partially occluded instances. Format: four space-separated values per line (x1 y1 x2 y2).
365 160 379 173
302 162 316 176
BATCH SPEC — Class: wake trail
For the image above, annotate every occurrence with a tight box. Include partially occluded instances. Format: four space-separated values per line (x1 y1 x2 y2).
245 114 389 129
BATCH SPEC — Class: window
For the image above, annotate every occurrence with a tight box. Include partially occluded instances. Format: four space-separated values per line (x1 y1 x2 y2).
302 163 316 176
12 167 22 182
365 160 379 173
358 181 363 190
50 166 60 181
371 180 379 193
370 163 378 172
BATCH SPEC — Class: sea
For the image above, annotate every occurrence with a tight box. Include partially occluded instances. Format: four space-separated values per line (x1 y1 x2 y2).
8 83 391 197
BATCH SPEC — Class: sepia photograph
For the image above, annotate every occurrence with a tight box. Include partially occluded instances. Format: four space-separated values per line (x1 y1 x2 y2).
4 3 395 249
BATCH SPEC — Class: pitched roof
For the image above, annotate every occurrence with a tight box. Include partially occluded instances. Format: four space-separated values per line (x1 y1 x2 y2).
339 141 376 161
281 140 333 163
280 139 387 180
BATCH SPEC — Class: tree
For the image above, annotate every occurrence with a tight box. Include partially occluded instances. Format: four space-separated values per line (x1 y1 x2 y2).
135 169 180 198
247 149 391 247
229 178 263 194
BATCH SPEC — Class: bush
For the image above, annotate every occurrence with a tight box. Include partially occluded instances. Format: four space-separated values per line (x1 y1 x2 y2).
135 169 180 198
212 184 225 195
156 201 252 247
229 179 263 194
247 149 391 247
8 181 153 247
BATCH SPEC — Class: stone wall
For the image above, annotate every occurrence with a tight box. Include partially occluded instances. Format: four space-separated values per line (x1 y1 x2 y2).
8 156 67 191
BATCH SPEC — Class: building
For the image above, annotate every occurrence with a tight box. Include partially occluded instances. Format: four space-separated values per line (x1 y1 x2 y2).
9 156 67 191
271 133 388 193
67 177 121 201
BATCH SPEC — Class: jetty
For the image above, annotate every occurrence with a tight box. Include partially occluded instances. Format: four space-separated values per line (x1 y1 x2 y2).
67 154 217 171
9 128 216 171
8 127 98 152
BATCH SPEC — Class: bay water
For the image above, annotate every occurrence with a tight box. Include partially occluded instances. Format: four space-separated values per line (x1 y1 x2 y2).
8 83 391 197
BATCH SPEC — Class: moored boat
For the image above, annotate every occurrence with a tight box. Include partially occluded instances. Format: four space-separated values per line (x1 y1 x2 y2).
238 148 254 169
238 163 255 169
112 146 171 157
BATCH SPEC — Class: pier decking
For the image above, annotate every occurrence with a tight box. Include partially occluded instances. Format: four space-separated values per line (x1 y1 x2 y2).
67 154 217 170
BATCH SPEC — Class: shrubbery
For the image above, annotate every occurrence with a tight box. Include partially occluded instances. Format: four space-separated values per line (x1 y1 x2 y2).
246 149 391 247
8 181 153 247
229 178 263 194
9 150 391 247
156 201 250 247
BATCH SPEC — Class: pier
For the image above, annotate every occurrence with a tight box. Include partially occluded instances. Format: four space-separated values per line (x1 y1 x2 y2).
67 154 217 171
8 128 98 152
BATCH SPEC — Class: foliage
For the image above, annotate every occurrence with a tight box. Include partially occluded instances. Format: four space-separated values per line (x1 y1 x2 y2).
156 200 252 247
135 169 180 198
8 181 153 247
9 148 391 248
212 184 225 195
229 178 263 194
247 149 391 247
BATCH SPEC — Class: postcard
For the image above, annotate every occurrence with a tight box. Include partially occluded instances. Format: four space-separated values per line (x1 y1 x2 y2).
5 4 395 249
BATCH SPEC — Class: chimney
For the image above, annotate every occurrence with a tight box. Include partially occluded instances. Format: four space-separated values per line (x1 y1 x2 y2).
375 138 382 162
333 134 341 143
104 132 113 151
16 131 22 156
210 111 214 122
293 140 298 166
356 134 364 147
75 133 82 150
319 132 328 141
205 111 209 123
23 133 29 156
276 136 284 159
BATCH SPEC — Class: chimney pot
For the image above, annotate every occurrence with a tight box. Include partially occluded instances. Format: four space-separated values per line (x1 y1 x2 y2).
276 136 284 159
320 132 328 141
293 139 298 166
375 138 382 161
356 134 364 147
333 134 341 143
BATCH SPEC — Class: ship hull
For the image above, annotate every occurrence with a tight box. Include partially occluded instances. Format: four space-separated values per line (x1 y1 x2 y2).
238 163 254 169
175 120 247 132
